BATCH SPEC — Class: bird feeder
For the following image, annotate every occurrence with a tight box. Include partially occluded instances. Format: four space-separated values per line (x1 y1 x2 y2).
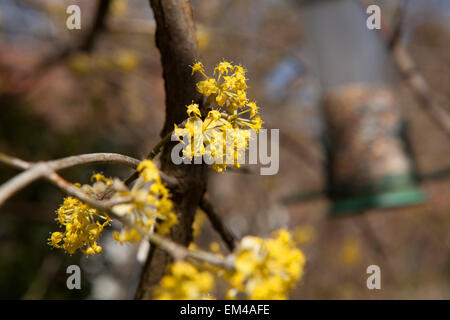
322 85 425 216
302 0 426 216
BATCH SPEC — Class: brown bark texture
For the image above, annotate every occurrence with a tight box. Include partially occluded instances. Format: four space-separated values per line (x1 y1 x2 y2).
135 0 206 299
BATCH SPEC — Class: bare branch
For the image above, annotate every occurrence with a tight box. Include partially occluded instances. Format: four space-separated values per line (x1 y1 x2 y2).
0 153 32 170
21 254 61 300
0 152 179 206
46 153 140 171
200 195 239 251
0 152 140 171
0 152 140 206
125 131 174 185
0 163 51 207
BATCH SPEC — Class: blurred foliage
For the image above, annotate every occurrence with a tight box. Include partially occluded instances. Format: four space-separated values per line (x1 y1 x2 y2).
0 218 90 299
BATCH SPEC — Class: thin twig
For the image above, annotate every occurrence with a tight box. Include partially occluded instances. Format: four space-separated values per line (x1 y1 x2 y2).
148 131 174 160
125 129 176 186
0 152 140 207
21 254 61 300
388 0 409 49
200 195 239 251
46 153 140 171
0 163 51 207
354 215 393 276
0 152 140 171
0 152 176 204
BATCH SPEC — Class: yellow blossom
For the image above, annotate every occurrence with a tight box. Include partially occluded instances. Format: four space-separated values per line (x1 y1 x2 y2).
214 61 233 75
174 61 264 172
186 103 202 118
197 78 219 97
49 196 110 255
114 50 139 72
192 209 207 238
293 225 316 245
196 26 210 50
176 60 264 172
112 160 176 242
154 261 215 300
191 61 205 75
225 229 305 300
110 0 127 16
68 52 91 75
247 102 258 118
137 159 160 182
340 238 361 266
209 242 221 253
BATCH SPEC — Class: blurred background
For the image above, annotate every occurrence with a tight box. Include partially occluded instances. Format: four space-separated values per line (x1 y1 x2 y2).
0 0 449 299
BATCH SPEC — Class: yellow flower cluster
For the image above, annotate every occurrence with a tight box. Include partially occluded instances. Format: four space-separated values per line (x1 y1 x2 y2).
110 0 128 16
112 160 177 242
339 237 362 266
225 229 305 300
68 50 139 75
173 61 263 172
193 61 263 131
82 173 115 199
155 229 305 300
154 261 214 300
49 160 176 255
49 196 110 255
293 225 316 246
192 209 207 239
196 25 210 51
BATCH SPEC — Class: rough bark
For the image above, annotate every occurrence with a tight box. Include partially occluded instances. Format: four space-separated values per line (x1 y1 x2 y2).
135 0 206 299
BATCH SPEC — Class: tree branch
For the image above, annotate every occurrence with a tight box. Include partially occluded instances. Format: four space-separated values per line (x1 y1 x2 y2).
0 152 138 208
135 0 206 299
0 153 138 208
124 130 174 185
0 163 51 207
0 152 182 207
0 152 140 172
200 195 239 251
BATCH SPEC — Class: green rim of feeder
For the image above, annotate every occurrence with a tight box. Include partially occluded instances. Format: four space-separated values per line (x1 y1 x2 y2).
330 187 427 217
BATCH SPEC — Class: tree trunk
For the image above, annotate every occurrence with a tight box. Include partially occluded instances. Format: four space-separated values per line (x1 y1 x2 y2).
135 0 206 299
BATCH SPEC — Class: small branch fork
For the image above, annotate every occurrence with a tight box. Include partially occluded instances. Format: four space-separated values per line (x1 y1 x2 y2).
124 130 173 185
119 129 240 252
0 152 235 269
200 195 239 251
0 153 139 207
